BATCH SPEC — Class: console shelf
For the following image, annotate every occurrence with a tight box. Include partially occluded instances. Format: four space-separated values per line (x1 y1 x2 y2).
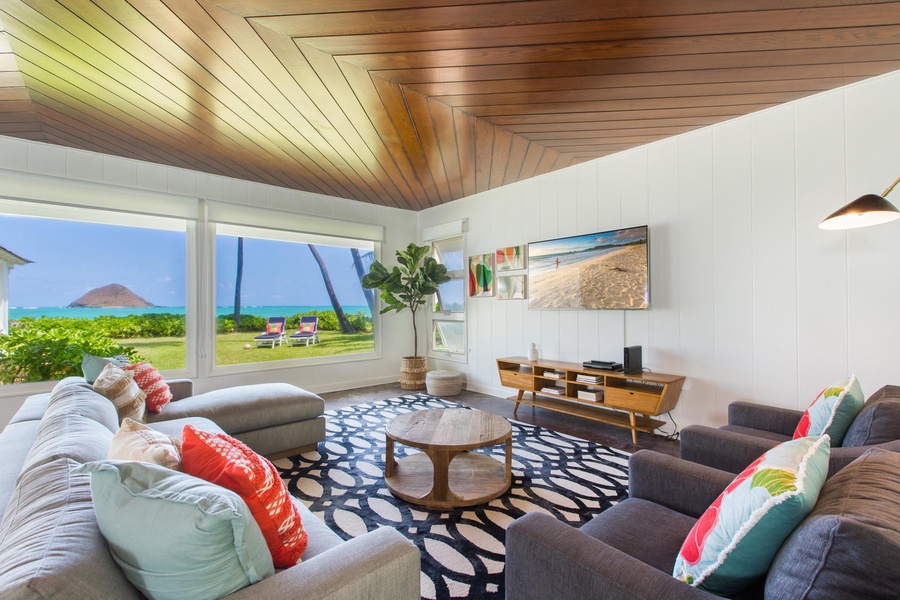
496 356 686 443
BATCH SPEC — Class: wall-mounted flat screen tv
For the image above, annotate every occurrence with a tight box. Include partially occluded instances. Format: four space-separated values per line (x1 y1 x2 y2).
527 225 649 310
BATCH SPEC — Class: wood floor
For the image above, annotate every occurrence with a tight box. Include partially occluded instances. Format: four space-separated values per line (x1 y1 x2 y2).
320 382 680 457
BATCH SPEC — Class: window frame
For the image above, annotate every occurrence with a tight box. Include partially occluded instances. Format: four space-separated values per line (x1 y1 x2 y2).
207 222 381 377
427 232 467 363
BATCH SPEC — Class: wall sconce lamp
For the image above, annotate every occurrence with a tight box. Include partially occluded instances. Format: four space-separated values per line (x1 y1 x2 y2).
819 175 900 230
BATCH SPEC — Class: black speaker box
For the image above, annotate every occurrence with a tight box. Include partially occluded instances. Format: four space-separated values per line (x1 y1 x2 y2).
623 345 642 375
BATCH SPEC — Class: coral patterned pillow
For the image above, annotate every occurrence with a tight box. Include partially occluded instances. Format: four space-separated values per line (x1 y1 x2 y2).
122 362 172 412
266 322 283 335
181 425 307 568
673 435 831 596
793 375 865 445
298 322 315 333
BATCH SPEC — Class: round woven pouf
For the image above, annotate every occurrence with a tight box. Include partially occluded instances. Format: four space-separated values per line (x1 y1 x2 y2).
425 370 463 396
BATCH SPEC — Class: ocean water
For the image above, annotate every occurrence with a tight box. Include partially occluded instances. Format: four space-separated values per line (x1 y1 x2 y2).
9 305 372 320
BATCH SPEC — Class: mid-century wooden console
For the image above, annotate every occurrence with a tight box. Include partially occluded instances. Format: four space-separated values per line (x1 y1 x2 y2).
496 356 685 443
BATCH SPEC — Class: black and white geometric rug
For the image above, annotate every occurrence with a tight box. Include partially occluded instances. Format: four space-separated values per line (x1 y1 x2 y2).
275 394 630 600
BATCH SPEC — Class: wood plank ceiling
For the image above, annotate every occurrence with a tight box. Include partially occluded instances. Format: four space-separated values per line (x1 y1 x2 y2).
1 1 899 210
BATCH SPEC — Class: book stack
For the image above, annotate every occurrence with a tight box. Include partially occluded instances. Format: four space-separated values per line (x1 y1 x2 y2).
577 390 603 402
540 386 563 395
542 371 562 379
576 374 601 385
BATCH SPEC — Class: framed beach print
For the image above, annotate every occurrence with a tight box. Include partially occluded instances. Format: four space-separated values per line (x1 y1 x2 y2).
527 225 649 310
468 253 494 297
495 245 526 271
497 274 526 300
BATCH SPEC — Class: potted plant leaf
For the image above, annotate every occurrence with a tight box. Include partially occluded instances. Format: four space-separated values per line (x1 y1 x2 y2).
362 242 450 389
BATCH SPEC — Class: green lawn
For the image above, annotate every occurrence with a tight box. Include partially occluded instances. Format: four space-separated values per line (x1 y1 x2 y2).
119 331 375 371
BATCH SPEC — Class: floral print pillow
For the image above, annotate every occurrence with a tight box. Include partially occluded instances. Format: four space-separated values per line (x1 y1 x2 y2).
793 375 865 445
673 435 831 596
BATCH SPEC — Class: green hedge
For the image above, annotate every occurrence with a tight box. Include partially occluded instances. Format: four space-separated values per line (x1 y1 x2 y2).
0 319 140 384
1 310 374 384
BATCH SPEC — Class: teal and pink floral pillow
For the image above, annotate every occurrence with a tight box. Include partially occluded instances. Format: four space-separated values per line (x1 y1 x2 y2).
673 435 830 596
793 375 865 445
266 322 283 335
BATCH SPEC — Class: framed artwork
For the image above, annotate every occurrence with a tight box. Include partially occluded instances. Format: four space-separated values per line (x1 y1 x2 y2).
468 253 494 297
497 274 526 300
495 245 526 271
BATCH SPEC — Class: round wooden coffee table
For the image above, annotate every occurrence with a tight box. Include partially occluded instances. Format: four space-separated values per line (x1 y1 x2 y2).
384 408 512 510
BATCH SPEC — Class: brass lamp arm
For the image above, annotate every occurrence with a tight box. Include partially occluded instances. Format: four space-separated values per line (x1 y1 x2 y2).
881 174 900 198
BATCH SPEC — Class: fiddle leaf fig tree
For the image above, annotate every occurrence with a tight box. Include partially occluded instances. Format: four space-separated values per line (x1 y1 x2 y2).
362 242 450 358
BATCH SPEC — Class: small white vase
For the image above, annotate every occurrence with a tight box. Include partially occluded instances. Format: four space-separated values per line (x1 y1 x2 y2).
528 343 538 362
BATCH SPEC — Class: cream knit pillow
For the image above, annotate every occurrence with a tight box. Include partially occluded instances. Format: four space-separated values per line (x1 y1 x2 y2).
109 418 182 470
92 363 146 423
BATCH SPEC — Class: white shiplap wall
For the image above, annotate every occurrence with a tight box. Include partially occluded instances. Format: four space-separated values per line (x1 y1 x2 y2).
0 137 418 427
421 69 900 429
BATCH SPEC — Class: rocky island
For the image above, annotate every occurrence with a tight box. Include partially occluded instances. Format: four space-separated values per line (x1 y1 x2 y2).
68 284 155 308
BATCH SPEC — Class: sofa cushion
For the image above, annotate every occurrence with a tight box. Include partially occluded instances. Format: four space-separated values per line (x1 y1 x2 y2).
19 410 115 478
182 425 308 568
793 376 865 445
0 458 142 600
841 398 900 448
765 448 900 599
6 393 50 424
673 435 830 596
0 421 41 523
92 363 146 423
109 418 182 470
146 383 324 435
721 425 790 443
44 377 120 433
580 497 696 573
78 460 274 600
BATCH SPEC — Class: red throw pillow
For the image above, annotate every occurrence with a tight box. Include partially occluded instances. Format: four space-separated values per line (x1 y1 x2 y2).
266 322 283 334
299 322 314 333
122 362 172 413
181 425 307 567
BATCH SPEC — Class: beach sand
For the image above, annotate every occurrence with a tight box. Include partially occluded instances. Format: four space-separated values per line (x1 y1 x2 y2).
529 244 648 309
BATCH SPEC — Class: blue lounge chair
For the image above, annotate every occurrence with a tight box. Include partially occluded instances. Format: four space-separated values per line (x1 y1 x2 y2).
289 316 319 346
254 316 286 348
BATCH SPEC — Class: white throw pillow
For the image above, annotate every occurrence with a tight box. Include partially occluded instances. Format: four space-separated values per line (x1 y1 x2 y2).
92 363 146 423
109 418 182 470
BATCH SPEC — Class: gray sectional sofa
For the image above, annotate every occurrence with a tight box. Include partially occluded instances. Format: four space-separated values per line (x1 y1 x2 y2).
0 377 421 600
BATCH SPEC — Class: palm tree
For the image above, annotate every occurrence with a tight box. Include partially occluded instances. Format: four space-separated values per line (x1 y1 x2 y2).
233 237 244 329
350 248 375 316
307 244 356 334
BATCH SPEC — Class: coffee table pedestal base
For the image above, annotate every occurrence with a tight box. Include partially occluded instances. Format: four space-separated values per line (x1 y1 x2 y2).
385 449 511 510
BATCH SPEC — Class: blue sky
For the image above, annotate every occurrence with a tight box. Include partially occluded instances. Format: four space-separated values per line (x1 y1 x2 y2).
2 214 368 308
528 226 647 258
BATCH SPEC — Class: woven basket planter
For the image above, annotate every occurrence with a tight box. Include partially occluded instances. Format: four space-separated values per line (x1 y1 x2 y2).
399 356 428 390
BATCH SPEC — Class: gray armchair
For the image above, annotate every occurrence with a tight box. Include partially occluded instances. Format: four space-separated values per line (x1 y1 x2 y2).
680 385 900 477
505 448 900 599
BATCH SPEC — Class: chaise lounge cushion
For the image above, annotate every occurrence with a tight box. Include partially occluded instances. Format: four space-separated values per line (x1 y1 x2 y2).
146 383 324 436
765 448 900 599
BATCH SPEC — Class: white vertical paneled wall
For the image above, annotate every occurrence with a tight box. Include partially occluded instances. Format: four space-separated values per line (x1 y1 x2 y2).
0 136 418 426
421 69 900 429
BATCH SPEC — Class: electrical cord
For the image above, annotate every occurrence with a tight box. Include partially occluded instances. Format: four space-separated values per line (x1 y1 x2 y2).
656 410 680 441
